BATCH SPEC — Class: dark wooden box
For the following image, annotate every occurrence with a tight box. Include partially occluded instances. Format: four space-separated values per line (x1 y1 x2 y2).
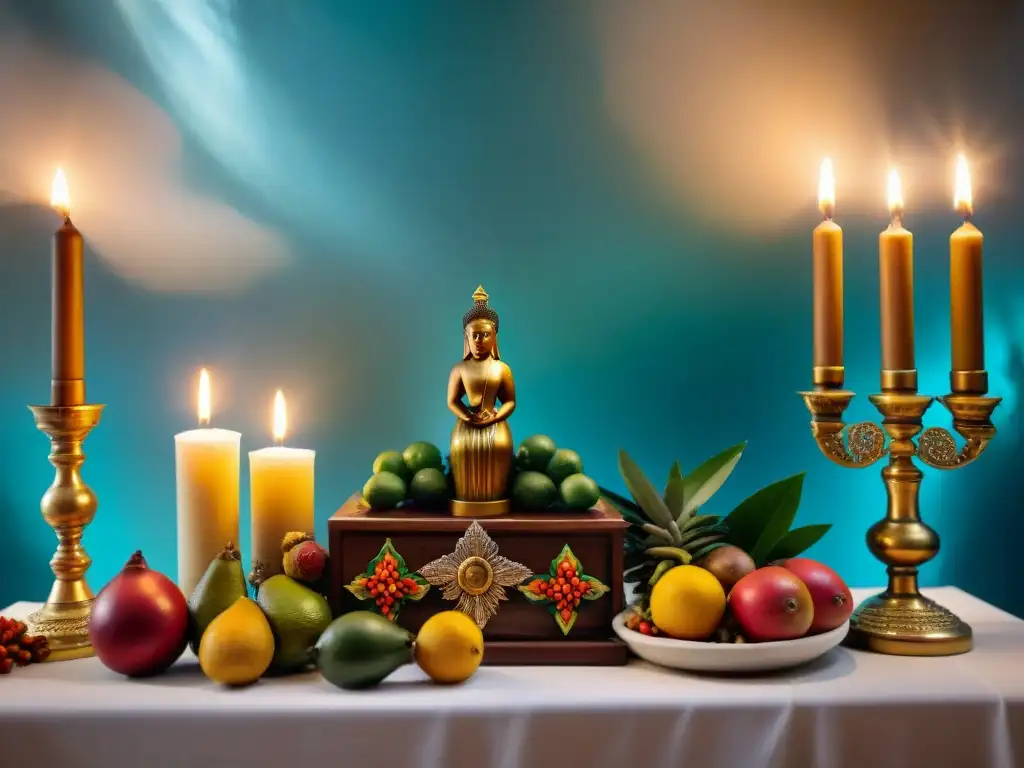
328 494 629 665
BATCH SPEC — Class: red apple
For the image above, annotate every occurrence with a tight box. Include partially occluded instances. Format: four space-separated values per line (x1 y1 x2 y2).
729 566 814 641
777 557 853 633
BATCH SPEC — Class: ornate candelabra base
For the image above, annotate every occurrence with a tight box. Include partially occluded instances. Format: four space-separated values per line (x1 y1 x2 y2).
800 383 999 657
848 589 972 656
26 404 104 662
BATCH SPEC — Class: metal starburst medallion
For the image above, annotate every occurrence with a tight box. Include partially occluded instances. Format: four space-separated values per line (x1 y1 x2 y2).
418 521 532 629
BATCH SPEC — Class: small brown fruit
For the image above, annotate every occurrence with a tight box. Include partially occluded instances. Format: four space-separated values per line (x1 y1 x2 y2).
698 545 756 592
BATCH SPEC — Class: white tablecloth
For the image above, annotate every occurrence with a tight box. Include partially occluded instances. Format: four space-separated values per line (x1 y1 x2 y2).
2 587 1022 768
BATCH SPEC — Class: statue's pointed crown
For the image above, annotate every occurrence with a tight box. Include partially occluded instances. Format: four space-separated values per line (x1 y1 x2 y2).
463 284 499 330
473 285 489 303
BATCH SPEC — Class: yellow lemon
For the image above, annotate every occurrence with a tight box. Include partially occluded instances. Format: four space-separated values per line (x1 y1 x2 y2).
649 565 726 640
414 611 484 684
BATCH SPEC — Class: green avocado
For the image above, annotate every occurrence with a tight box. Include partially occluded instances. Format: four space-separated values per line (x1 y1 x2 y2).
314 611 414 690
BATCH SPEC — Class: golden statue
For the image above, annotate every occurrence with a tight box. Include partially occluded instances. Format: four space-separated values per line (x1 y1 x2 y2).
447 286 516 517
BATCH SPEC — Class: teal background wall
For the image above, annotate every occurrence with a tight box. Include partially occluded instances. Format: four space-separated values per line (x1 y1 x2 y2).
1 1 1022 614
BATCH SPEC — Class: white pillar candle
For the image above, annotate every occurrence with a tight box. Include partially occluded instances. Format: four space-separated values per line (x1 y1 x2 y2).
175 369 241 598
249 390 315 579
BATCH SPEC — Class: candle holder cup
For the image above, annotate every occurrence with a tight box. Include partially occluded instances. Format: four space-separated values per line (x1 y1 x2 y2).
798 374 999 656
26 403 104 661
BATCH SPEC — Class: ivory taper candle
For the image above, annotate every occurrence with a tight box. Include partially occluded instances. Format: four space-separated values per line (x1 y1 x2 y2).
175 368 241 598
879 169 916 387
50 168 86 406
813 158 844 388
950 154 986 393
249 390 315 579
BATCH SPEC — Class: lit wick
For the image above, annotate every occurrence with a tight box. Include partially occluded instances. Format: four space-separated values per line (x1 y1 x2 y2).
818 158 835 221
955 154 973 224
50 167 71 223
887 168 904 228
198 368 212 427
273 390 287 447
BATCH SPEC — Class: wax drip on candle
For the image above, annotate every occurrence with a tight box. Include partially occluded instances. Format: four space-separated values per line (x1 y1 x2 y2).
955 154 973 223
818 158 835 221
273 390 287 447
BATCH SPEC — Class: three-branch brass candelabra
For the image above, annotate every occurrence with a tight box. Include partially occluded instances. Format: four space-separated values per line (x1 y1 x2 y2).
800 368 999 656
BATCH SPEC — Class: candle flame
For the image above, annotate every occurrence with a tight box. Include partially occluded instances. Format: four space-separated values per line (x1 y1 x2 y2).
198 368 211 426
887 168 903 215
50 167 70 216
818 158 835 214
273 389 287 443
954 154 973 216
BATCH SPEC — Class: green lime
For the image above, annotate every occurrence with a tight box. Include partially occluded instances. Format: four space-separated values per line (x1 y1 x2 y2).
515 434 557 472
512 471 558 510
409 467 449 506
402 441 444 475
362 472 407 510
546 448 583 485
372 450 409 479
559 473 600 510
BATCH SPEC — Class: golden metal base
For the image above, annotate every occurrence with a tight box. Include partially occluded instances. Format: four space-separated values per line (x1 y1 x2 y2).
27 403 104 662
26 599 95 661
450 498 511 517
846 591 972 656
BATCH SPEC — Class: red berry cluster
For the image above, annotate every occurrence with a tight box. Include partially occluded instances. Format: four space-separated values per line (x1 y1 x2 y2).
537 559 590 624
0 616 51 673
625 611 660 636
358 553 419 617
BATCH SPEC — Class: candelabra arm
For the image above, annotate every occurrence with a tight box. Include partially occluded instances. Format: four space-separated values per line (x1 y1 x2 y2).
917 394 1001 470
799 390 888 468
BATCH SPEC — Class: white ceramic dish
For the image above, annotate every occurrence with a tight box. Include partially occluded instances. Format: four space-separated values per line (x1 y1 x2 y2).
612 612 850 673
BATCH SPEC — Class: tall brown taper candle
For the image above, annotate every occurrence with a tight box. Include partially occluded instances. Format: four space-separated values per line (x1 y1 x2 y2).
813 159 843 387
879 169 915 379
950 155 985 389
50 168 85 406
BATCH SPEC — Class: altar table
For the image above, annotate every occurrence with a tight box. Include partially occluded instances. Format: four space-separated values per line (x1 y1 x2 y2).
2 587 1022 768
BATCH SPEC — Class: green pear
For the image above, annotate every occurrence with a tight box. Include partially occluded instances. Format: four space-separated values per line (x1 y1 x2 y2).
187 542 248 655
314 611 414 690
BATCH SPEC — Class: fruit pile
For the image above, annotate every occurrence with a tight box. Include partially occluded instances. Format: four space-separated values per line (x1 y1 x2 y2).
363 441 449 510
88 539 333 687
0 616 51 672
512 434 600 511
314 609 484 690
353 551 426 618
624 556 853 644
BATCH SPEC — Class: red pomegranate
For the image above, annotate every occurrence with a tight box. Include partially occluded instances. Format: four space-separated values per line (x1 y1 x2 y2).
728 566 814 641
778 557 853 633
89 551 189 677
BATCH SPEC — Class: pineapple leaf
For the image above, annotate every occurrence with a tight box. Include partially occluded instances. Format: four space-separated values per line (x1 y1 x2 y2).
724 472 805 564
664 461 686 520
689 541 730 561
764 524 832 562
648 560 675 587
677 522 728 548
599 488 646 526
618 450 676 529
682 442 746 516
682 534 725 552
641 523 674 544
681 514 720 533
644 546 692 564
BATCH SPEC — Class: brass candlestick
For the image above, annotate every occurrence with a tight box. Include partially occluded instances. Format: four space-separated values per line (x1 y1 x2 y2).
26 404 104 661
799 376 999 656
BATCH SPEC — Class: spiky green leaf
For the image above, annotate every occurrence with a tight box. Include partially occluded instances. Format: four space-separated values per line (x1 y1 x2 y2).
764 524 832 562
664 461 686 519
618 450 676 529
724 473 805 563
599 488 647 526
642 523 674 544
689 541 730 561
681 442 746 516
